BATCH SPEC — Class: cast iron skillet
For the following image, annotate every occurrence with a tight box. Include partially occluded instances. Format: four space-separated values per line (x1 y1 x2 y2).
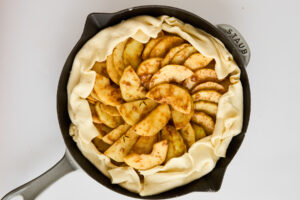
2 5 251 200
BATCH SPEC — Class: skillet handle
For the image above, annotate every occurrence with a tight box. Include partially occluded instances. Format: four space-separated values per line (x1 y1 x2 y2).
1 151 77 200
216 24 251 67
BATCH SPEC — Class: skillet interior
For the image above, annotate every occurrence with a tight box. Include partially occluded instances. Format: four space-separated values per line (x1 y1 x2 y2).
57 5 251 199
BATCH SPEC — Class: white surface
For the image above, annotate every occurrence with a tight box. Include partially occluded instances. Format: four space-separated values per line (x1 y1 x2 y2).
0 0 299 199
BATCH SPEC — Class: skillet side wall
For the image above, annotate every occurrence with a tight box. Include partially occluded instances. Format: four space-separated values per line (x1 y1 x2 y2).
57 5 250 199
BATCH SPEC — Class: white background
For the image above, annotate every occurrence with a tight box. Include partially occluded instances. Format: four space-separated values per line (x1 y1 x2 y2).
1 0 299 199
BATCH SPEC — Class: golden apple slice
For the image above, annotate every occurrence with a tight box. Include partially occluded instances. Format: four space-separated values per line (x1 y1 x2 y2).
91 61 108 77
180 123 195 148
131 135 158 154
106 54 121 84
93 74 123 106
86 93 97 104
101 124 113 133
161 125 187 162
191 123 206 140
104 128 139 162
95 102 123 128
191 112 215 134
123 38 144 69
171 45 197 64
90 89 100 101
92 136 111 153
100 104 120 116
136 58 162 88
146 84 192 114
192 81 225 93
124 140 168 170
183 69 219 89
142 32 165 60
89 103 101 124
192 90 222 103
194 101 218 116
149 65 193 89
120 66 146 101
131 104 171 136
161 43 190 66
171 99 194 129
149 36 184 58
172 109 193 130
91 108 101 123
117 99 158 125
94 123 112 137
113 39 128 76
102 123 131 145
184 53 213 70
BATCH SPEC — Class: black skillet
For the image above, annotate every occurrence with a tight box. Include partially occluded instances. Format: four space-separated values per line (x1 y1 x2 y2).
2 5 251 200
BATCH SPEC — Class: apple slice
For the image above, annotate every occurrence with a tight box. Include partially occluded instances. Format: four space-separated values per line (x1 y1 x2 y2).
102 123 131 145
91 61 108 77
124 140 168 170
149 36 184 58
86 93 97 104
191 112 215 134
123 38 144 70
95 102 123 128
92 137 111 153
104 128 139 162
131 104 171 136
93 74 123 106
194 101 218 116
131 135 158 154
192 90 222 103
184 53 213 70
136 58 162 88
149 65 193 89
180 123 195 148
192 81 225 93
171 45 197 64
161 125 187 162
94 123 112 136
161 43 190 66
191 123 206 140
89 103 101 124
106 54 121 84
117 99 158 126
146 83 192 114
120 66 146 101
183 68 218 89
171 99 194 130
100 104 120 116
142 32 165 60
113 39 128 76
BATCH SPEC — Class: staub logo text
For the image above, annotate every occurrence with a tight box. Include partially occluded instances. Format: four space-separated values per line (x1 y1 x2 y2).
225 29 248 54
